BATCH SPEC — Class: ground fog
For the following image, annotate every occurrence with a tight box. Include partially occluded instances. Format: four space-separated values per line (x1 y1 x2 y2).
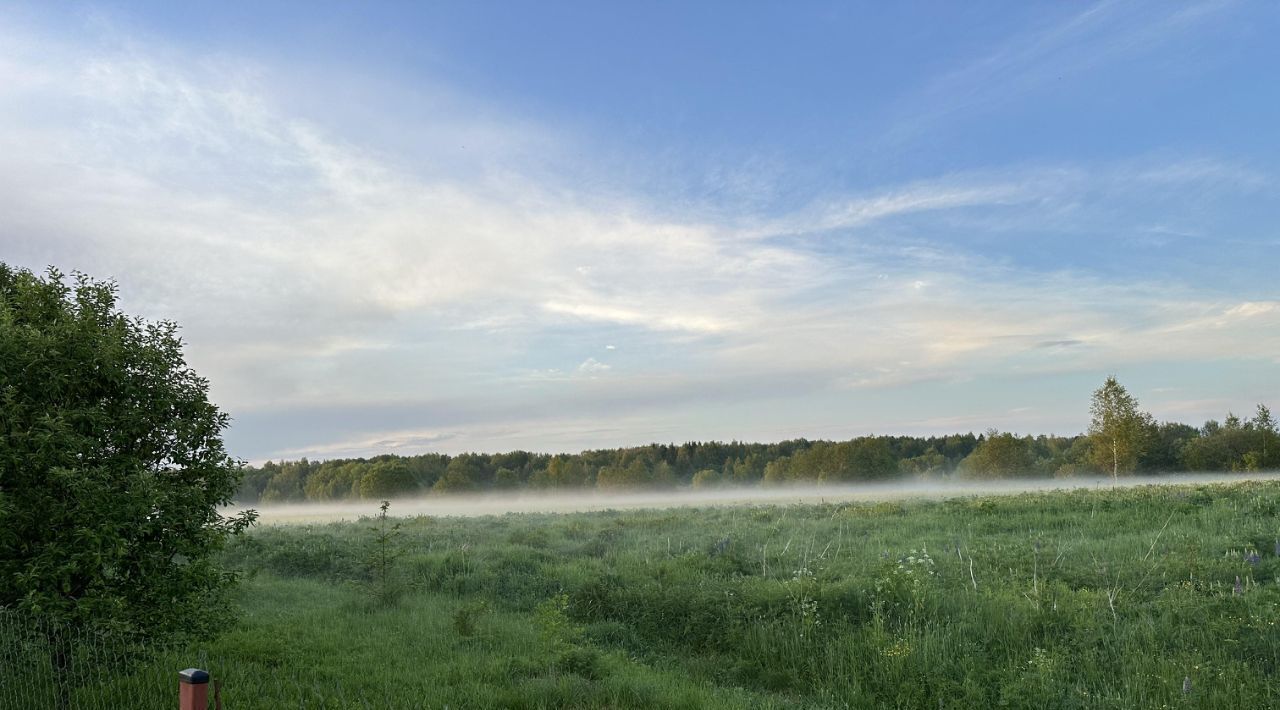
237 471 1280 523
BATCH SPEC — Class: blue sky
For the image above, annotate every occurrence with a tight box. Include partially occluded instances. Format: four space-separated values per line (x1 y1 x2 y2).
2 1 1278 461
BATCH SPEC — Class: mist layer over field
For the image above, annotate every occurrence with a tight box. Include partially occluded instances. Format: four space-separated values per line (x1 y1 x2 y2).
238 472 1280 524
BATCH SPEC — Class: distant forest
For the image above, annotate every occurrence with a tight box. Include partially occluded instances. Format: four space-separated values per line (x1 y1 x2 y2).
235 402 1278 503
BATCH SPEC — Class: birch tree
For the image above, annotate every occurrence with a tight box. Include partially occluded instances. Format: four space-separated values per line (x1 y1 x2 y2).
1088 376 1153 481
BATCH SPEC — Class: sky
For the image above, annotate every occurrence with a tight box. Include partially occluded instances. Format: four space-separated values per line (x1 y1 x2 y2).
2 1 1278 463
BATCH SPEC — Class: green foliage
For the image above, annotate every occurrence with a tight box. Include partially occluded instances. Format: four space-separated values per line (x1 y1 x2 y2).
960 429 1036 478
303 461 364 501
12 481 1279 707
363 501 407 607
231 392 1278 504
179 480 1280 708
690 468 724 487
1138 421 1197 472
1254 404 1279 469
259 459 309 502
358 460 417 499
535 592 605 679
0 265 253 639
535 593 583 651
7 577 769 709
451 599 489 637
764 437 899 483
597 459 677 489
1183 406 1280 472
1089 375 1155 479
533 455 590 488
898 447 948 475
493 466 522 489
433 454 489 493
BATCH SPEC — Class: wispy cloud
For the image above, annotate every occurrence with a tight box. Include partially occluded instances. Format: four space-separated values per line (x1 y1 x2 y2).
757 181 1030 237
577 357 611 374
883 0 1242 144
275 430 459 460
0 15 1275 460
543 300 737 334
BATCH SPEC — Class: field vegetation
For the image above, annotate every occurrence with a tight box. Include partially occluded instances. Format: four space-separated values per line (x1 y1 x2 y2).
9 480 1278 708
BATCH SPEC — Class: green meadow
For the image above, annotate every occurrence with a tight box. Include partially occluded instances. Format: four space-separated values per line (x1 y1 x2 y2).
9 480 1280 709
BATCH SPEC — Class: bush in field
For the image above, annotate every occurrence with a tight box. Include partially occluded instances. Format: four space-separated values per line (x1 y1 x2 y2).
535 593 602 678
451 600 489 637
0 265 254 638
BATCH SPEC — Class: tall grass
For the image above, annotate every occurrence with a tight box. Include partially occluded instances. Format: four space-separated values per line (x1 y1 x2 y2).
13 480 1278 708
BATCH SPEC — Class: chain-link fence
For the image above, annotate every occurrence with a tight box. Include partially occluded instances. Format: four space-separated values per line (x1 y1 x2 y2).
0 609 422 709
0 609 194 709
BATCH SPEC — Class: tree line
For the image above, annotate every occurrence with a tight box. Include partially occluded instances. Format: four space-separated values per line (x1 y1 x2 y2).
236 379 1278 502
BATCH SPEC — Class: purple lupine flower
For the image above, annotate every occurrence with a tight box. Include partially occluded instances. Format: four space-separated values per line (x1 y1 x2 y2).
1245 551 1261 566
1233 576 1244 596
1274 538 1279 557
1182 676 1192 695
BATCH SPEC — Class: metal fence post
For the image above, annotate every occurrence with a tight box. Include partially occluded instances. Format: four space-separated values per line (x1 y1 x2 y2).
179 668 209 710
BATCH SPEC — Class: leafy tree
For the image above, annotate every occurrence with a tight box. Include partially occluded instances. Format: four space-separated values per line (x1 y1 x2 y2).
1183 408 1275 472
843 437 899 480
404 453 448 490
1181 420 1223 471
769 438 897 482
960 430 1035 478
260 458 309 502
432 455 487 493
1140 422 1199 473
493 466 523 489
729 454 764 483
1052 436 1095 477
235 461 276 502
940 433 980 465
0 265 254 637
358 460 418 499
305 461 364 500
1251 404 1278 470
596 459 676 489
690 468 723 487
594 461 641 488
899 447 948 476
537 455 588 488
651 461 677 487
1088 376 1154 481
761 457 794 484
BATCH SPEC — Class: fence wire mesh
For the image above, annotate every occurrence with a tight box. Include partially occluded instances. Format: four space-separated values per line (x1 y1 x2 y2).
0 609 181 709
0 609 413 709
